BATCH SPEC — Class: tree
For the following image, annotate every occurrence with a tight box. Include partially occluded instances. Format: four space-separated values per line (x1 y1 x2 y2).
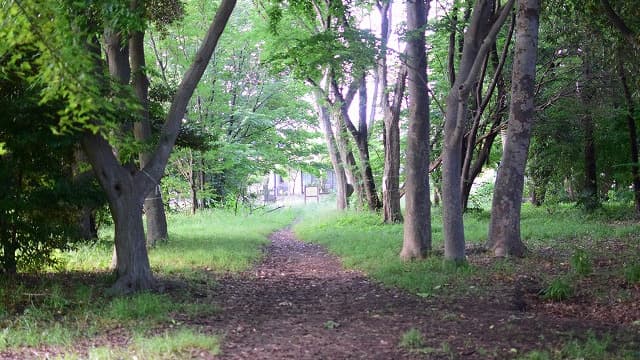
441 0 514 262
376 0 406 223
487 0 540 257
263 0 378 211
401 0 431 260
79 0 238 293
131 1 170 246
616 51 640 214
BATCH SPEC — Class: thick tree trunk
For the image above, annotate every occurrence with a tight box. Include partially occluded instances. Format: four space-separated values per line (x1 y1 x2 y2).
442 0 514 262
110 188 155 293
487 0 540 257
130 26 169 246
82 0 236 293
617 54 640 214
401 0 431 260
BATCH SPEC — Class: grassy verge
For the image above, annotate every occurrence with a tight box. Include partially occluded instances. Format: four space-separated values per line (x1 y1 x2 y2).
0 207 298 355
294 203 639 294
293 202 640 357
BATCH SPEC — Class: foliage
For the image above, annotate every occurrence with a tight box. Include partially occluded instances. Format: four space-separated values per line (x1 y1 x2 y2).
148 1 325 208
0 41 102 273
624 263 640 284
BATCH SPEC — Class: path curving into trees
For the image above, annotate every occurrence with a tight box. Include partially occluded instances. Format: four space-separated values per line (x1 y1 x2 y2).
207 228 637 359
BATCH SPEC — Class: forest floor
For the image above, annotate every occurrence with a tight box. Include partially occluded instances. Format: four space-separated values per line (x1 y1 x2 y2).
1 225 638 359
198 227 638 359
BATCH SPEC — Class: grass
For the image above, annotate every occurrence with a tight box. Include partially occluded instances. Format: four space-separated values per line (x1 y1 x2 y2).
62 208 298 276
83 329 220 359
293 201 640 357
399 328 425 350
0 207 298 354
519 332 638 360
294 203 640 294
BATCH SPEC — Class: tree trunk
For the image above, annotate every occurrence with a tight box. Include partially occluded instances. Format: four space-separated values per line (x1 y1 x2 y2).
460 20 514 210
110 186 155 292
442 0 514 262
78 207 98 240
401 0 431 260
357 77 382 211
2 239 17 274
130 24 169 246
487 0 540 257
314 89 348 210
382 74 405 223
378 1 404 223
335 115 363 208
617 53 640 214
579 51 598 211
82 0 237 293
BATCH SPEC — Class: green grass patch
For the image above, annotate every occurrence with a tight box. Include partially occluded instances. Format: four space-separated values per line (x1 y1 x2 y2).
520 332 638 360
294 203 640 299
1 207 297 351
62 208 298 276
294 207 474 296
80 328 220 359
399 328 425 350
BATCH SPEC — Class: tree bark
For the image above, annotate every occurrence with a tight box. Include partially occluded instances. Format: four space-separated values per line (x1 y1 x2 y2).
377 0 404 223
487 0 540 257
357 77 382 211
313 88 349 210
461 17 514 210
330 78 378 211
83 0 237 293
401 0 431 260
617 52 640 214
130 20 168 247
383 68 406 223
442 0 514 262
579 50 598 211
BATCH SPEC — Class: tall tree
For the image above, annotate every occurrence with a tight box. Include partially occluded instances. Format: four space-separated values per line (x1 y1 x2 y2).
487 0 540 257
441 0 514 262
377 0 406 223
578 45 599 211
130 0 169 246
401 0 431 260
617 51 640 214
80 0 237 293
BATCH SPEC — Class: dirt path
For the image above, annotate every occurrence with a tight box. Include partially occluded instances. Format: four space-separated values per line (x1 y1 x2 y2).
206 228 637 359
